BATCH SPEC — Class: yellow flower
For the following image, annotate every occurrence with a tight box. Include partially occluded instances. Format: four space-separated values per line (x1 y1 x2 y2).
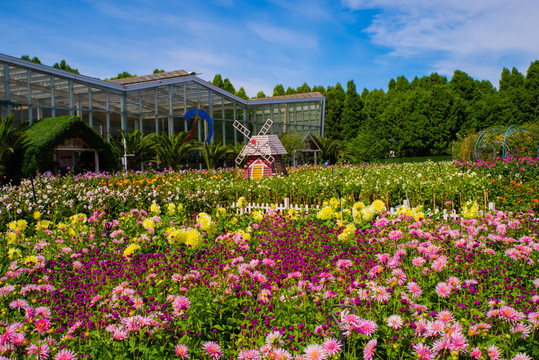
36 220 52 231
57 222 67 230
7 232 18 245
230 217 238 225
33 211 42 220
251 211 264 223
329 197 340 210
70 213 87 224
316 206 334 220
8 248 21 259
372 200 386 214
288 208 297 218
142 218 155 231
185 229 202 249
238 197 247 209
361 205 376 222
177 203 184 213
462 200 479 219
123 243 140 258
217 207 226 216
168 228 186 244
196 213 213 231
149 202 161 215
352 202 366 212
337 223 356 243
23 255 36 265
166 203 176 215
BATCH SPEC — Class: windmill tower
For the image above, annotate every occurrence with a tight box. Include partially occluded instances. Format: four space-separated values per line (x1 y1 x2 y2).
234 119 288 180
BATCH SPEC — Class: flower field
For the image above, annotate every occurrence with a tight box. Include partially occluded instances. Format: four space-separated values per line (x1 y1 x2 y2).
1 159 539 360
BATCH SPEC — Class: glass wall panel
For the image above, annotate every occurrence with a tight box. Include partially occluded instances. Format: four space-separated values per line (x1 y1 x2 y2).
56 108 70 117
199 86 210 115
0 64 5 101
30 71 52 107
9 66 28 105
53 77 70 108
185 82 198 110
126 114 140 134
12 108 28 127
142 116 156 135
73 82 90 109
212 93 223 120
93 112 107 137
213 120 223 143
173 116 186 133
171 84 185 117
92 87 107 111
157 86 169 116
126 91 140 114
40 107 53 119
223 98 233 121
80 111 90 124
109 113 122 137
141 88 156 114
109 91 123 113
225 120 235 145
158 116 169 134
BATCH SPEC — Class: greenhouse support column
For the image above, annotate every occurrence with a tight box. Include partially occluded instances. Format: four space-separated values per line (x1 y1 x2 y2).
106 90 110 141
27 70 33 124
3 64 10 116
121 93 126 131
51 75 55 117
208 90 213 143
183 83 188 132
320 99 325 138
87 84 92 126
94 150 100 173
169 84 173 135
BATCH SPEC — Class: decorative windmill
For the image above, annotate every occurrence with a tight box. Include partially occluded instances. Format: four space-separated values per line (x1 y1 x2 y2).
233 119 288 180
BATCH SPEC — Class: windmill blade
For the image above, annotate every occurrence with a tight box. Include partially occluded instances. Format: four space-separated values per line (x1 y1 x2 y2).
258 118 273 136
233 120 251 138
257 142 275 164
235 153 246 166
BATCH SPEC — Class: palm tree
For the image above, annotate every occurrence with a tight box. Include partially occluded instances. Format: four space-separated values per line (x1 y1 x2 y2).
202 142 233 170
226 141 245 167
150 132 200 171
110 130 156 170
0 114 28 177
313 136 354 165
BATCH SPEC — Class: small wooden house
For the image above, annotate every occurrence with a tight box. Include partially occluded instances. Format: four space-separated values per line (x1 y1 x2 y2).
240 135 288 180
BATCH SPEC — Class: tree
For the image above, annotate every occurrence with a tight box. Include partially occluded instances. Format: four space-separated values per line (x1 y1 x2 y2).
223 78 235 94
0 114 28 179
109 130 156 170
226 141 245 166
53 60 80 74
296 82 311 93
273 84 285 96
148 132 200 171
153 69 165 74
285 87 296 95
341 80 364 141
313 136 353 164
106 72 136 81
211 74 224 88
323 83 345 140
235 87 249 100
312 85 326 95
202 142 232 170
256 91 266 99
21 55 42 64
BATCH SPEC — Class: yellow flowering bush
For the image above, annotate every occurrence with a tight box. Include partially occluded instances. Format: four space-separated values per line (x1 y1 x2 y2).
149 202 161 215
338 223 356 243
317 206 334 220
251 211 264 223
123 243 141 258
462 200 480 219
184 229 203 249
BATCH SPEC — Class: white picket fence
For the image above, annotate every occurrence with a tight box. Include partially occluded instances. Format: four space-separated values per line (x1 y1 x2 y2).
231 198 497 221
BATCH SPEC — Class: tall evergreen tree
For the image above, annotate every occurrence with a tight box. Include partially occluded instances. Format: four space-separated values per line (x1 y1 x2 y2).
53 60 80 74
235 87 249 100
211 74 224 88
323 83 345 140
296 82 311 93
273 84 285 96
341 80 364 142
223 78 235 94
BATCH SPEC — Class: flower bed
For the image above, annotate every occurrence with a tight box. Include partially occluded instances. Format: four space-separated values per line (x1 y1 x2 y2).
1 194 538 359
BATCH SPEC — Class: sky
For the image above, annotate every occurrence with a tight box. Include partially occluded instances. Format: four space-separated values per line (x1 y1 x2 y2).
1 0 538 97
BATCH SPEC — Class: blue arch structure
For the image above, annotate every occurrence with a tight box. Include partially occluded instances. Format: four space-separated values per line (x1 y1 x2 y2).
184 109 214 143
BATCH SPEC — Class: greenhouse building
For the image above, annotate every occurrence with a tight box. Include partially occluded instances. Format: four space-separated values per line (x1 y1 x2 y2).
0 53 325 144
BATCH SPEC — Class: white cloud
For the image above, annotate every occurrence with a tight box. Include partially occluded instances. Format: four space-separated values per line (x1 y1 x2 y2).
342 0 539 83
247 22 318 50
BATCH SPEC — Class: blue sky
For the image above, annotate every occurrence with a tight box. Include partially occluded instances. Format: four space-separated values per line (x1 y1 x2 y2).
2 0 538 97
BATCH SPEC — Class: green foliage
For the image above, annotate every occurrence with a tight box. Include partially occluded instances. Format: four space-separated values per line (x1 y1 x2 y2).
255 91 266 99
273 84 285 96
211 74 224 88
148 132 200 170
22 116 117 175
0 114 28 179
53 60 80 74
201 142 232 170
342 80 364 142
106 72 136 81
153 69 165 74
313 135 353 164
222 79 235 94
323 83 345 141
235 87 249 100
20 55 42 64
109 130 156 170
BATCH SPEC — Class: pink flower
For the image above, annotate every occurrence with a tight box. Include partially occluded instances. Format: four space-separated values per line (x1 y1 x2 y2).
112 328 129 340
436 310 454 323
487 345 501 360
258 289 272 304
273 348 292 360
470 347 482 359
322 337 342 357
27 343 50 360
356 319 378 337
34 318 51 335
386 315 403 329
54 349 77 360
175 344 189 358
202 341 223 360
238 349 261 360
435 282 451 298
363 339 377 360
511 353 532 360
303 344 327 360
412 343 434 360
407 282 422 298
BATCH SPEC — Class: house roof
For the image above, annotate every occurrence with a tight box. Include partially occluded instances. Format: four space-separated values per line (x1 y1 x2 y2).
240 135 287 157
109 70 196 85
